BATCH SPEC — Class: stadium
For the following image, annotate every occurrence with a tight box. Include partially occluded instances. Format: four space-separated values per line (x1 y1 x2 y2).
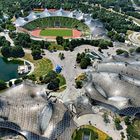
14 8 107 40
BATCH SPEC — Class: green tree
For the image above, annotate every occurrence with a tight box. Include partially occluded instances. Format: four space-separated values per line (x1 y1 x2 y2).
1 45 11 58
31 49 42 60
11 46 25 58
47 78 60 91
105 136 113 140
8 81 13 87
56 36 64 45
136 47 140 53
114 118 122 130
0 80 7 90
14 79 23 85
103 112 110 123
80 57 91 69
75 80 83 88
124 116 131 126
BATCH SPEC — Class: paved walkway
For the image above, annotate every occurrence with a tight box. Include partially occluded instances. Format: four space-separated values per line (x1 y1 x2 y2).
24 44 131 103
0 32 14 46
19 58 35 75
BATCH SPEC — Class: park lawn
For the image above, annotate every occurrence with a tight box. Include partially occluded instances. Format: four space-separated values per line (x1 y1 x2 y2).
57 74 66 87
75 73 87 81
23 53 53 78
40 29 73 37
72 125 109 140
48 43 64 51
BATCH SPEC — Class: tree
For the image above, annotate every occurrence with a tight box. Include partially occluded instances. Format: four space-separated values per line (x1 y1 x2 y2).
27 74 36 81
14 79 23 85
76 53 82 63
116 49 128 55
47 78 60 91
56 36 64 45
136 47 140 53
16 33 31 48
114 118 122 130
43 70 57 84
31 49 42 60
105 136 113 140
8 81 13 87
59 53 65 60
103 112 110 124
80 57 91 69
1 45 11 58
124 116 131 126
11 46 25 58
0 80 7 90
75 80 83 88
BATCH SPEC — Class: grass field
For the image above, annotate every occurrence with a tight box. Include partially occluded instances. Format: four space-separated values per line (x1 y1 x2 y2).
23 53 67 90
40 29 73 37
23 53 53 78
72 125 109 140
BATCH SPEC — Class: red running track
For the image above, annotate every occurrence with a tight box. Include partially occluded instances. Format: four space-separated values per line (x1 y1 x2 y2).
30 28 82 39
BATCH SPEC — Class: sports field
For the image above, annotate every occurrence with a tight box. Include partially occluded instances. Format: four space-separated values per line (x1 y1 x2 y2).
72 125 109 140
31 28 82 39
40 28 73 37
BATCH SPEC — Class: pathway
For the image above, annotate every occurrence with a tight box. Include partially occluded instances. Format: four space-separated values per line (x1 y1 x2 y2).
128 32 140 46
0 32 14 46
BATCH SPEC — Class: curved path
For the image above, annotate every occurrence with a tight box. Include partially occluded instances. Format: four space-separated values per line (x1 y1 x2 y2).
19 58 35 75
0 32 14 46
128 31 140 46
24 45 104 103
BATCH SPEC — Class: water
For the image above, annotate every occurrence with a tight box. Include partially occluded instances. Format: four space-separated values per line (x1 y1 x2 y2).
0 57 20 81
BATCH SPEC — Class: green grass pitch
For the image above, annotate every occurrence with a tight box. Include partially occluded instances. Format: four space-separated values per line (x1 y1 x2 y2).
40 28 73 36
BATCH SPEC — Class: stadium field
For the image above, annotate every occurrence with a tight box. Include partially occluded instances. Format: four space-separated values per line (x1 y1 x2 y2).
40 28 73 37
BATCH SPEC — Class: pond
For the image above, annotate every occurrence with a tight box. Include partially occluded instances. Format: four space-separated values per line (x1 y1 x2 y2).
0 57 23 81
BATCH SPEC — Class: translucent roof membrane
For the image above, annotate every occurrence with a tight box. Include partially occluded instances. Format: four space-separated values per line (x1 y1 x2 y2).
14 8 107 37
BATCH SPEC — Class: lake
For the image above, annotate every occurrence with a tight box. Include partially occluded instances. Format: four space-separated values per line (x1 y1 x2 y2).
0 57 21 81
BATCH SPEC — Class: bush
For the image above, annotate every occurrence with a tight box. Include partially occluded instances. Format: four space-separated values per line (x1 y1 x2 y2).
105 136 113 140
129 48 135 54
136 47 140 53
124 116 131 126
80 57 91 69
8 81 13 87
27 74 36 81
114 118 122 130
47 78 60 91
14 79 23 85
75 80 83 88
116 49 128 55
31 49 42 60
0 80 7 90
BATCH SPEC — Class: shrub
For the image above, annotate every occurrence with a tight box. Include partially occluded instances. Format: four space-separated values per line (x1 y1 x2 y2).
14 79 23 85
75 80 83 88
116 49 128 55
27 74 36 81
8 81 13 87
136 47 140 53
0 80 7 90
